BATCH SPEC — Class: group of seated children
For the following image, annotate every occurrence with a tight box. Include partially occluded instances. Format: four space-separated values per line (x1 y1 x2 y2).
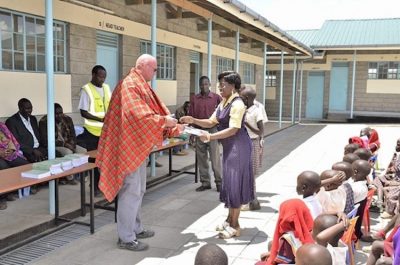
0 98 87 210
256 127 400 265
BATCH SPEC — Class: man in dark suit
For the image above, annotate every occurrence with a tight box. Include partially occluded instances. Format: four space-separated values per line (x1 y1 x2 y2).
6 98 47 163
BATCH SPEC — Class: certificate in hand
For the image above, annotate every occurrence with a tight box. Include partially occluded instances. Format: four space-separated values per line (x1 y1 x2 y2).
184 126 207 136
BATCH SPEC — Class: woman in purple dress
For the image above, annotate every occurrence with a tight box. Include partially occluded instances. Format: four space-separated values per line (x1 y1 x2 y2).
180 71 253 239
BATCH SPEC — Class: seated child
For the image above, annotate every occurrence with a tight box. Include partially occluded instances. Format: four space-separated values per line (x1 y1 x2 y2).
344 143 360 155
332 161 354 181
297 171 323 219
349 136 368 149
316 170 346 214
332 162 355 214
195 243 228 265
354 148 372 161
361 127 380 153
312 214 347 265
296 243 332 265
351 159 371 240
343 153 361 164
351 159 370 204
260 199 314 265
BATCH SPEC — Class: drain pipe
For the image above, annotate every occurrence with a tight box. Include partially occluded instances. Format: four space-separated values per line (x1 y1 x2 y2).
298 61 304 123
297 56 313 123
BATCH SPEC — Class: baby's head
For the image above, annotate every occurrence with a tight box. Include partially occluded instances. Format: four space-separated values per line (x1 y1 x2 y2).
296 171 321 197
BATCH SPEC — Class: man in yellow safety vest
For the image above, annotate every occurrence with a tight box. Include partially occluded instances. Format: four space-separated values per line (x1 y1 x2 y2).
78 65 111 197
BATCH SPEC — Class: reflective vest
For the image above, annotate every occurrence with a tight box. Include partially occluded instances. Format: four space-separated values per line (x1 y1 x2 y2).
82 82 111 137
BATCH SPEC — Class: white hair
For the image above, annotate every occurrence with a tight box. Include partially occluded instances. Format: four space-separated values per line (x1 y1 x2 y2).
136 54 156 68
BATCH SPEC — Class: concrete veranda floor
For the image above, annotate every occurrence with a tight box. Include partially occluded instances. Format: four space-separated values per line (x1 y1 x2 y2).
1 122 399 264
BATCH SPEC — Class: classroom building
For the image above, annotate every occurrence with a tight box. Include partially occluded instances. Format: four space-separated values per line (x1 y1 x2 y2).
266 18 400 122
0 0 311 121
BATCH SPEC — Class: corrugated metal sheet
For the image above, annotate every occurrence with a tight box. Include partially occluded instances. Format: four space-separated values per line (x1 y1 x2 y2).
287 29 319 46
313 18 400 48
289 18 400 48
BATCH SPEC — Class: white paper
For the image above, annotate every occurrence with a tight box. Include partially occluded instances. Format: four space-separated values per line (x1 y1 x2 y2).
184 126 207 136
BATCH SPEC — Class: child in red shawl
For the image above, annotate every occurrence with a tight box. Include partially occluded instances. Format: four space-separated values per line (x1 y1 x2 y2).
257 199 314 265
361 127 380 153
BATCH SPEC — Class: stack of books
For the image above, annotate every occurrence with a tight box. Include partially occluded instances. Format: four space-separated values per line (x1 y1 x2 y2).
64 154 89 167
55 157 74 171
33 160 64 174
21 153 90 179
21 169 52 179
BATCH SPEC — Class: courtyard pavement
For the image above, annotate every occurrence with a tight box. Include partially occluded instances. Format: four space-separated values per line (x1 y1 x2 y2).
1 122 399 264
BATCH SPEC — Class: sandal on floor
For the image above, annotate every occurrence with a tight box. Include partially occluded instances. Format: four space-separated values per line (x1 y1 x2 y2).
218 226 240 239
216 221 229 232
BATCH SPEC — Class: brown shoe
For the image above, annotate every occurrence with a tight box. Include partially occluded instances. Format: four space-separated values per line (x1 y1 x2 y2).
196 185 211 192
216 184 221 192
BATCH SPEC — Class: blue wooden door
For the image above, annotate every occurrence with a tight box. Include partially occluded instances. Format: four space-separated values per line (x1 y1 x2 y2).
96 31 119 91
329 63 348 111
306 72 324 119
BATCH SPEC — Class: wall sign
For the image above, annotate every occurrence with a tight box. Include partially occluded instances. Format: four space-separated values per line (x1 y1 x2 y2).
99 21 125 32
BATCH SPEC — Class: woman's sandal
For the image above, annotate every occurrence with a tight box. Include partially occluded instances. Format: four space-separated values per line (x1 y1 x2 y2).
218 226 240 239
215 221 229 232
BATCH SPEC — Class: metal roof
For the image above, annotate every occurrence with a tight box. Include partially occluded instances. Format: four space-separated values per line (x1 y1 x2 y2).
201 0 313 55
288 18 400 49
286 29 318 46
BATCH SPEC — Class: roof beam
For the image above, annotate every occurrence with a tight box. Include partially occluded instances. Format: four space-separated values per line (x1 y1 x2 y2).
219 31 235 38
164 0 212 19
165 3 181 18
211 15 293 54
125 0 146 4
197 22 225 32
251 40 263 49
214 0 310 55
165 0 293 54
125 0 166 4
